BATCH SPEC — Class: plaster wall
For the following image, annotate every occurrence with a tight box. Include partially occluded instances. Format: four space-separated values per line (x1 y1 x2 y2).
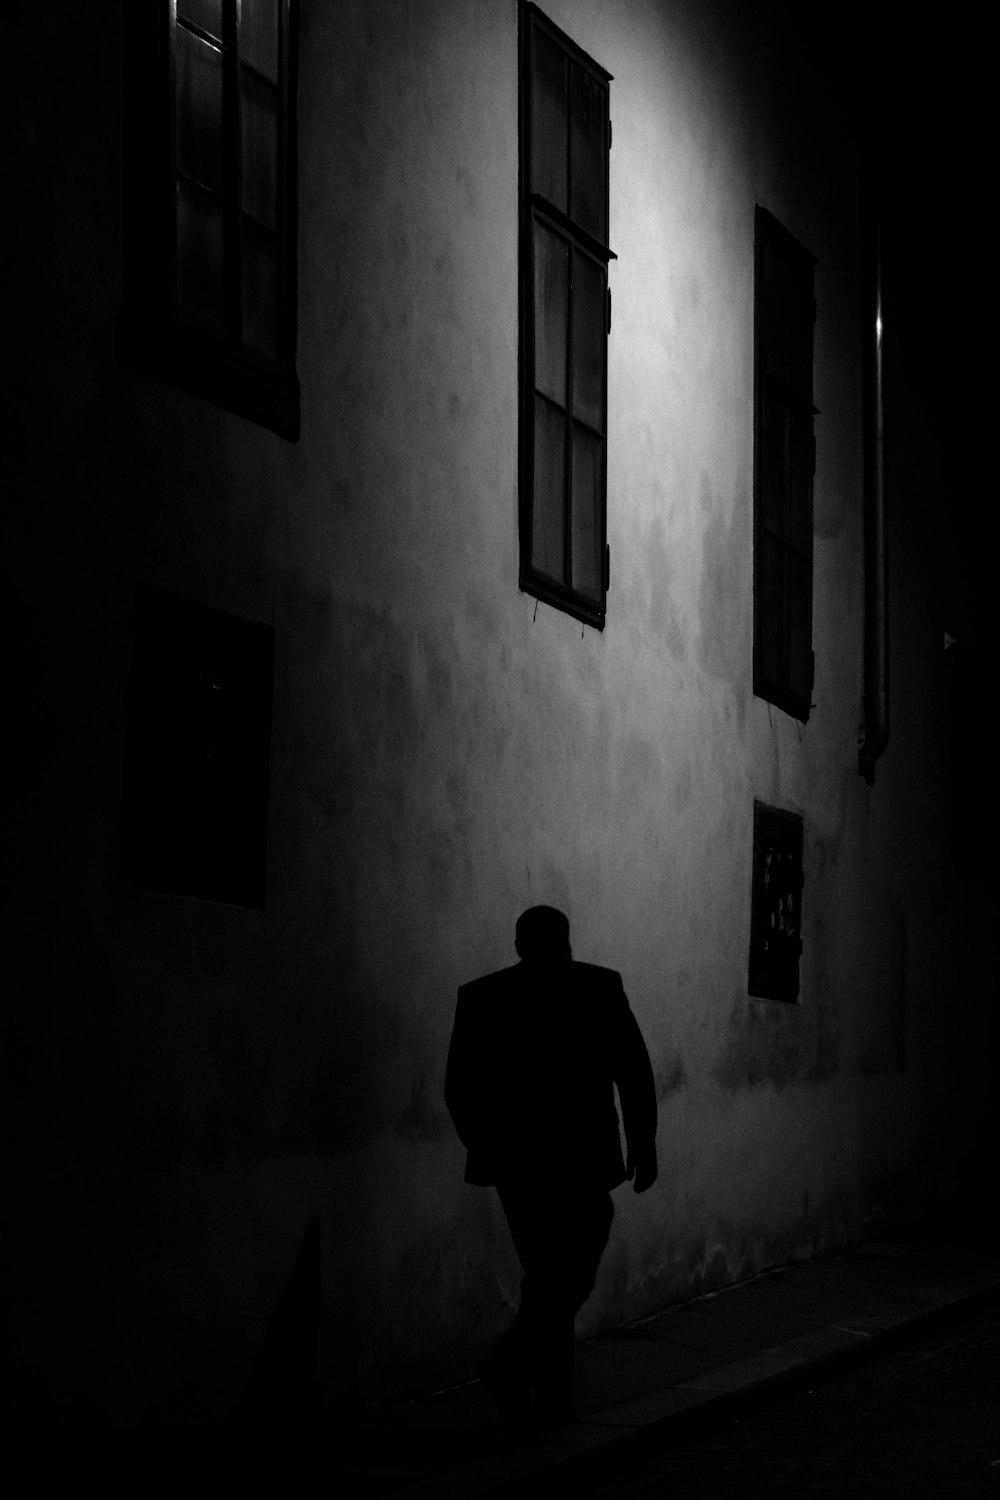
11 0 986 1426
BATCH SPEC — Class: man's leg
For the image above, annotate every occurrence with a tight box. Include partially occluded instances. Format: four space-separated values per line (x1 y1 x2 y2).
482 1181 540 1420
531 1187 613 1416
494 1180 613 1423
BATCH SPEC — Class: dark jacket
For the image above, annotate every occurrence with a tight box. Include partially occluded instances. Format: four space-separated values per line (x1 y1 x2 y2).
445 960 657 1190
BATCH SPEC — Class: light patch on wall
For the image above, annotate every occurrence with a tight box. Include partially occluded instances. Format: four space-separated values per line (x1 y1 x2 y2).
640 516 687 661
696 473 747 708
615 731 664 811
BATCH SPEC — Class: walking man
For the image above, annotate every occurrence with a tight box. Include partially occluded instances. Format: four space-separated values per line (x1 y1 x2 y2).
445 905 658 1429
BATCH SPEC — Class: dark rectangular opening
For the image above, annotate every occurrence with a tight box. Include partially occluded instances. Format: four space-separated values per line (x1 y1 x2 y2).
121 583 274 908
748 800 804 1002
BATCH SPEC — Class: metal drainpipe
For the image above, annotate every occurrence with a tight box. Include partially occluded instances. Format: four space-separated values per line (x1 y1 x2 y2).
859 219 889 785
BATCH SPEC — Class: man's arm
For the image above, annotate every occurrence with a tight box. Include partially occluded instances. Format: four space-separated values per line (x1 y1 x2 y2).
444 988 480 1150
613 987 658 1193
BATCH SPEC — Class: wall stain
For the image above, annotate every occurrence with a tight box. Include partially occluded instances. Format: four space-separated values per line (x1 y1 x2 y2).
453 162 480 215
714 980 839 1092
655 1049 687 1099
696 474 748 723
642 516 687 662
673 757 693 811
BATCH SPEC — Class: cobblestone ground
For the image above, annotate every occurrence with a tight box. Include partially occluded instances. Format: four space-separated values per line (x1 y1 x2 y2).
539 1299 1000 1498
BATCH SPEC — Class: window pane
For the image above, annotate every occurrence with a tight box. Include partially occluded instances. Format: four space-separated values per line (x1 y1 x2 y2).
532 397 567 583
787 411 813 553
754 210 814 712
533 220 568 406
761 375 789 536
572 250 605 430
176 26 224 192
241 70 278 228
177 180 225 325
530 23 568 213
178 0 223 43
760 246 791 383
571 424 603 600
241 223 278 360
570 63 607 242
788 551 812 700
240 0 279 82
760 232 813 397
788 270 814 402
759 530 786 687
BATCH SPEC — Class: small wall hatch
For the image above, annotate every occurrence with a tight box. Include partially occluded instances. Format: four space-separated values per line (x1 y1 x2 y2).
120 584 274 908
748 801 804 1002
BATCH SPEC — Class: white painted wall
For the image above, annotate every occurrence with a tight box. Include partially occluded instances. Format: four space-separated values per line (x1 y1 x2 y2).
13 0 988 1424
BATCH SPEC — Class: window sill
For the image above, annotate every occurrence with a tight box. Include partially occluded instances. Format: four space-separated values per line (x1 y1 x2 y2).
117 312 300 442
520 571 606 631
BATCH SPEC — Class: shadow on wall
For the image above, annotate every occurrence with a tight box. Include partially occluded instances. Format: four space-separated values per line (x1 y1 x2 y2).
233 1213 322 1437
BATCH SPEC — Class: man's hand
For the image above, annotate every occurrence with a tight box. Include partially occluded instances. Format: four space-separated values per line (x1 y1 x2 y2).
626 1146 657 1194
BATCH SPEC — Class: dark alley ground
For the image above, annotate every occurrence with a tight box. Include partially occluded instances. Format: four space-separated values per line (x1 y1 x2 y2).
16 1239 999 1498
316 1240 1000 1498
518 1288 1000 1497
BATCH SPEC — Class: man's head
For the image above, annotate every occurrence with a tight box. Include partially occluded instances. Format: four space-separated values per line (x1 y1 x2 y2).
515 905 572 965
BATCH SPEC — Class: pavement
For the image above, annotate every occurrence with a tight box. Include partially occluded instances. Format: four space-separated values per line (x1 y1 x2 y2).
334 1240 1000 1498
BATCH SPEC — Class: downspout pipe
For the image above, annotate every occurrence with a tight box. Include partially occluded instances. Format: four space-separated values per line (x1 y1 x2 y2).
859 216 889 785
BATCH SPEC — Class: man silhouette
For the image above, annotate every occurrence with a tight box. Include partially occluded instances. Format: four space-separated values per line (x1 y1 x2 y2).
445 905 657 1429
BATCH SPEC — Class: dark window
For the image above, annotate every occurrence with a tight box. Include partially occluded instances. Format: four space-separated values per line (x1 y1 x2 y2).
753 207 817 719
119 1 299 439
121 584 274 909
519 4 613 628
748 801 804 1002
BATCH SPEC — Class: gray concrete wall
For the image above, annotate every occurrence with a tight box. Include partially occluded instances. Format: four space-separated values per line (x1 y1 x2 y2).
11 0 990 1429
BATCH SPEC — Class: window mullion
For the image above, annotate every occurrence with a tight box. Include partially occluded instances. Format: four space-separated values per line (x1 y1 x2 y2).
782 533 792 690
224 0 242 348
167 3 180 324
565 246 574 589
564 69 573 592
275 0 287 365
781 373 792 688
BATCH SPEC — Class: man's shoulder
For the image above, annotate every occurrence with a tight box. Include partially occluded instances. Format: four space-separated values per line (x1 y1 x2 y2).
571 962 625 993
457 961 626 1010
459 961 622 985
457 964 522 1000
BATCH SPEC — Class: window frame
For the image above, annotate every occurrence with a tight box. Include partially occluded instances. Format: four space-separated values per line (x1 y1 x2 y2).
752 205 817 721
118 0 300 440
518 2 613 630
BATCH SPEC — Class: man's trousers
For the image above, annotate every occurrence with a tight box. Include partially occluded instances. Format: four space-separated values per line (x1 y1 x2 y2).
493 1178 614 1409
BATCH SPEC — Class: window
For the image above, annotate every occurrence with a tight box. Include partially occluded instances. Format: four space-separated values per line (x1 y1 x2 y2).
748 801 804 1002
120 1 299 439
519 4 613 628
753 207 817 719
